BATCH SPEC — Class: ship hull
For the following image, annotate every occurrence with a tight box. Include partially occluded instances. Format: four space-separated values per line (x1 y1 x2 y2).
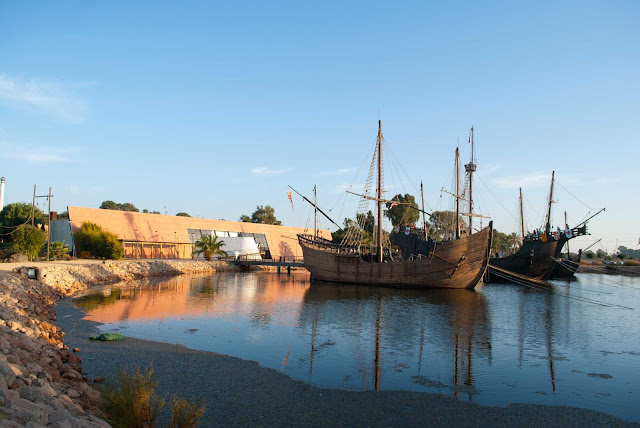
298 223 492 289
488 236 568 281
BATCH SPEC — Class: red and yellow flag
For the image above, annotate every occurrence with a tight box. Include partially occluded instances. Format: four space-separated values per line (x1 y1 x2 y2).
287 191 294 212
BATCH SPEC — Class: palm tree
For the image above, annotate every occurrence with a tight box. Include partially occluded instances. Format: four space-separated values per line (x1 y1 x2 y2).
194 235 228 261
506 232 520 254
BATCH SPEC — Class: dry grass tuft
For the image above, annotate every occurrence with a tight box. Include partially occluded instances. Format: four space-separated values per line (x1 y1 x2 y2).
168 395 206 428
99 365 207 427
99 365 165 428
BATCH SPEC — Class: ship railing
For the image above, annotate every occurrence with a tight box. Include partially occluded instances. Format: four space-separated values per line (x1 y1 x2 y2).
523 224 587 243
298 234 362 254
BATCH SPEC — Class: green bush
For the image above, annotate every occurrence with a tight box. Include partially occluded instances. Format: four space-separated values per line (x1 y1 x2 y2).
48 241 70 260
74 222 124 259
12 225 45 261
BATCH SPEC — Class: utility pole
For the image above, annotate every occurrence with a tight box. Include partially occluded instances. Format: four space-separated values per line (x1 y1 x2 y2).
32 185 36 226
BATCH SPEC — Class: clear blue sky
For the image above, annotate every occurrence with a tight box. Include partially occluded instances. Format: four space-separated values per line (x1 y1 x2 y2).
1 1 638 251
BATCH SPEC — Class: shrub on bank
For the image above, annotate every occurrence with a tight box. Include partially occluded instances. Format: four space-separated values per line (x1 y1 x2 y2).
625 260 639 266
100 365 206 428
74 222 124 259
100 366 165 428
12 224 45 261
168 396 206 428
48 241 70 260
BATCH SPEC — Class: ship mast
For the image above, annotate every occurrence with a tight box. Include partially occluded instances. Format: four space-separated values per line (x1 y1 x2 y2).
455 147 460 240
314 185 318 239
420 181 427 239
519 187 525 243
564 211 570 255
376 120 384 263
464 127 476 235
544 171 555 235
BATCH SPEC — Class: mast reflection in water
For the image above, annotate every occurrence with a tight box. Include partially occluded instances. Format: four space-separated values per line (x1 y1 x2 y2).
73 272 640 422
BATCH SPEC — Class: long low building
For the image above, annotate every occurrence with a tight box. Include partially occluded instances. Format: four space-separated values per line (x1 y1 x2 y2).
67 206 331 260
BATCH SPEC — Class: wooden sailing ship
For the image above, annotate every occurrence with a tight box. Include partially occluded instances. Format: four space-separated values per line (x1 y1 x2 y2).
297 121 493 289
389 129 601 283
487 173 602 282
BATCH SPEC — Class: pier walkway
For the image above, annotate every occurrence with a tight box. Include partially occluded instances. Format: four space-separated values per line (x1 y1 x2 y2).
231 256 304 273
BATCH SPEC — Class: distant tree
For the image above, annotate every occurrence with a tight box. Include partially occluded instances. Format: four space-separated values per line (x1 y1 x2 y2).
428 210 468 241
617 253 626 260
596 249 606 259
57 211 69 220
240 205 282 225
385 194 420 226
100 201 140 212
176 212 191 217
506 232 519 253
584 250 595 259
618 246 640 260
492 230 507 255
194 235 228 261
331 211 376 245
238 214 251 223
12 225 45 261
100 200 119 210
489 229 520 255
143 209 149 213
119 202 139 212
151 211 161 214
0 203 44 242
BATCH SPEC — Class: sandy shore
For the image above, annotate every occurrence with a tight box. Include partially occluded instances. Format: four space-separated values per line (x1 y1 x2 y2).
56 300 639 428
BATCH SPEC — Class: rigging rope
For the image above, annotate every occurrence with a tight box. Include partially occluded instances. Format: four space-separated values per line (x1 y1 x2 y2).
555 179 594 211
475 173 517 223
0 214 36 236
488 269 634 309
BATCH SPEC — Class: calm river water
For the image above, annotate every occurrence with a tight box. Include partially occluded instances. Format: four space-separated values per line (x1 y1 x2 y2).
72 271 640 422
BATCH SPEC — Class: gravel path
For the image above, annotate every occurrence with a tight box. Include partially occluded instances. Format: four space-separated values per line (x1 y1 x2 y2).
55 299 639 428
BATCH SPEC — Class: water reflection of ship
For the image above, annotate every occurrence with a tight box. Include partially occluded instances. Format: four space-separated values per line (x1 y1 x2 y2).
518 288 564 393
299 282 492 397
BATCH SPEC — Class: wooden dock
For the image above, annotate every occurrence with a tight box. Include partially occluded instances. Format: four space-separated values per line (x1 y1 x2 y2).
232 257 304 273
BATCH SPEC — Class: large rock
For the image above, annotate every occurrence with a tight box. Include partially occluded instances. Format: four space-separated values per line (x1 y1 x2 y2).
5 254 28 263
7 397 49 425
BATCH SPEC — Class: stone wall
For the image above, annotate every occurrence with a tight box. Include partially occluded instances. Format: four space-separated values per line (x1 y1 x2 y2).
0 260 239 427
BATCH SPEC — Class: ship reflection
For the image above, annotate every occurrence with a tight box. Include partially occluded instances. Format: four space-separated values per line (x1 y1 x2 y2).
300 282 492 398
72 273 569 400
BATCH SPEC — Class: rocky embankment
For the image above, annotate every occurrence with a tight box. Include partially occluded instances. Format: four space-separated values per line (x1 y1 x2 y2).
37 260 240 291
0 260 238 427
